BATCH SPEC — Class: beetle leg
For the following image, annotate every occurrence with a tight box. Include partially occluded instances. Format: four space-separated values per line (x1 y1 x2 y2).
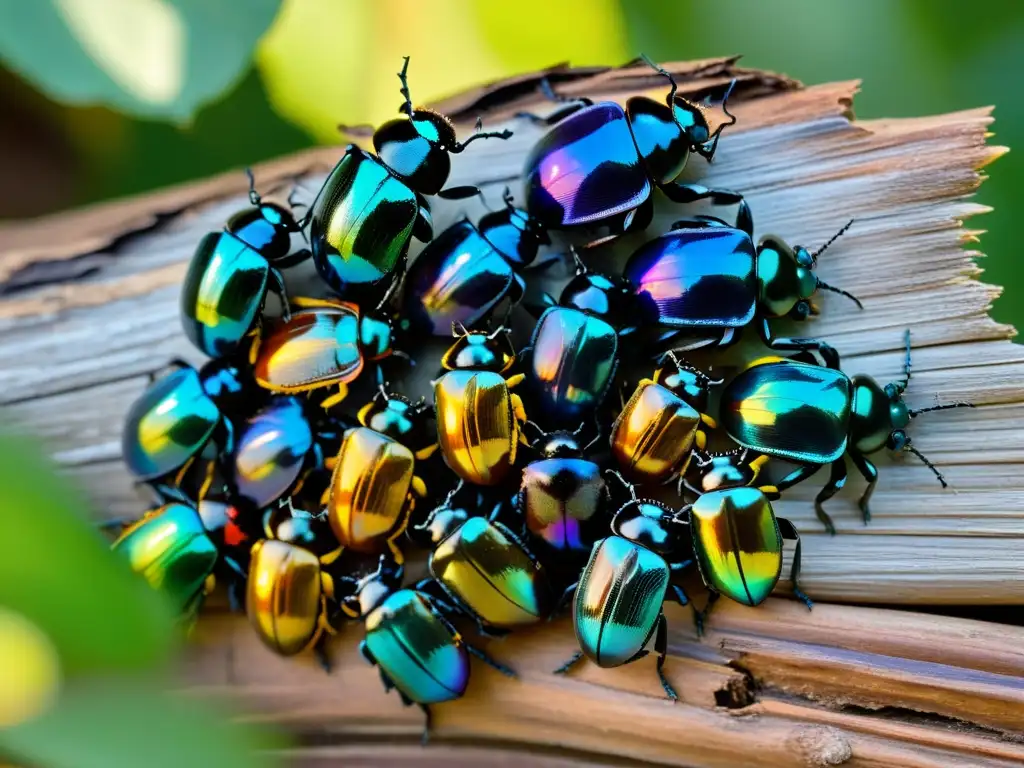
413 202 433 243
505 373 526 390
555 581 578 616
696 592 720 637
658 182 753 237
222 556 247 613
418 704 432 746
197 459 216 503
653 613 679 700
668 583 691 608
320 545 344 568
775 462 836 535
553 650 585 675
759 319 841 370
776 518 813 610
415 443 439 461
410 476 428 498
812 459 848 536
268 267 291 323
849 450 878 524
386 499 412 566
320 383 349 410
466 643 517 678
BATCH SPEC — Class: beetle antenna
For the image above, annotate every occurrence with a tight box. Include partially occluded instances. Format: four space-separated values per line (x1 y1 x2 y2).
604 469 636 499
640 53 678 105
450 116 513 153
451 321 469 338
569 245 587 275
397 56 414 117
812 219 854 260
894 328 913 394
909 401 975 418
245 167 261 207
698 78 738 162
904 442 948 489
412 481 464 531
816 279 864 309
522 420 549 444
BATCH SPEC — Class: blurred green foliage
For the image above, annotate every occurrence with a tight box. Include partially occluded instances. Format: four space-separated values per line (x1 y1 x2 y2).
0 433 285 766
0 0 1019 329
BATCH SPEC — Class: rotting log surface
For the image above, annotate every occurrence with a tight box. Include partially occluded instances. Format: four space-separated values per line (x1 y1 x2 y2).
1 59 1021 766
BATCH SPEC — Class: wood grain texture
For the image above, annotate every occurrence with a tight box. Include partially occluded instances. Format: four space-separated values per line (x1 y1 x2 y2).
0 58 1020 766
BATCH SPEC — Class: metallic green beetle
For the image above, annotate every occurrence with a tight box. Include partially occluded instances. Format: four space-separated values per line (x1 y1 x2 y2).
246 509 342 669
610 353 718 486
421 485 555 631
434 327 528 486
679 450 811 626
111 502 246 620
720 331 974 533
555 471 697 700
339 559 515 743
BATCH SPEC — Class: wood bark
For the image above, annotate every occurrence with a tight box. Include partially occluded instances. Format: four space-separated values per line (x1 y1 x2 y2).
0 58 1019 766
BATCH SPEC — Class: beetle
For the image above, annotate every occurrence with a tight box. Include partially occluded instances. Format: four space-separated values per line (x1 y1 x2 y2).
676 449 811 627
122 355 262 502
624 214 861 366
555 470 699 699
250 296 396 409
520 56 738 246
180 170 305 358
323 403 432 563
523 255 638 425
111 501 247 620
246 505 343 668
417 483 556 632
231 395 334 510
402 189 550 336
356 377 438 461
610 353 719 487
309 57 512 306
337 557 515 744
517 422 607 556
719 331 975 534
434 326 528 486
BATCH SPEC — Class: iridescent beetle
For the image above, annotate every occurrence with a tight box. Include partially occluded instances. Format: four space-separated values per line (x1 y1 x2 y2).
308 57 512 307
180 170 305 358
337 557 515 743
250 296 396 409
720 331 974 533
434 326 528 486
520 56 738 247
610 353 719 488
246 507 342 668
402 189 550 336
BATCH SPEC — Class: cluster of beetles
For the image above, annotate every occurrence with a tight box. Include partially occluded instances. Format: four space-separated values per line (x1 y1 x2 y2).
110 57 972 736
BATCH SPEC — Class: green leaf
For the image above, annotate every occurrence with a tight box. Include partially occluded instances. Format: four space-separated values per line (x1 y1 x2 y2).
0 0 282 121
0 433 176 674
0 677 286 768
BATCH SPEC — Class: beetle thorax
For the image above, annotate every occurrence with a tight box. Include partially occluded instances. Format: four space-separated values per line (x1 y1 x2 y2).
538 431 584 459
613 500 680 555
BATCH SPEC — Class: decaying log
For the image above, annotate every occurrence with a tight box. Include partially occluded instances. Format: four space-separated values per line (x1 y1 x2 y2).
0 58 1020 765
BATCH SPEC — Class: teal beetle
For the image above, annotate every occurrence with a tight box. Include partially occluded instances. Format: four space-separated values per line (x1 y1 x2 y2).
419 484 556 632
679 449 811 628
309 57 511 307
180 170 303 357
720 331 974 533
111 502 247 620
338 558 515 743
555 471 697 700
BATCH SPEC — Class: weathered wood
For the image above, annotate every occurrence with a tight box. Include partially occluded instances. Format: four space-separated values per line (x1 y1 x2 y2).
0 58 1019 765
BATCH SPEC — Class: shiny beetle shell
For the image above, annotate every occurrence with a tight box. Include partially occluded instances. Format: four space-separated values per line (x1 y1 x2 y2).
310 148 418 300
520 458 604 552
528 307 618 424
180 231 270 357
246 539 323 656
610 380 701 483
122 368 220 480
721 359 852 464
522 103 650 228
690 488 783 607
403 219 518 336
233 397 314 508
328 427 414 553
364 590 470 704
574 536 670 668
434 370 519 486
112 503 218 614
430 517 553 627
625 226 757 328
252 303 365 392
